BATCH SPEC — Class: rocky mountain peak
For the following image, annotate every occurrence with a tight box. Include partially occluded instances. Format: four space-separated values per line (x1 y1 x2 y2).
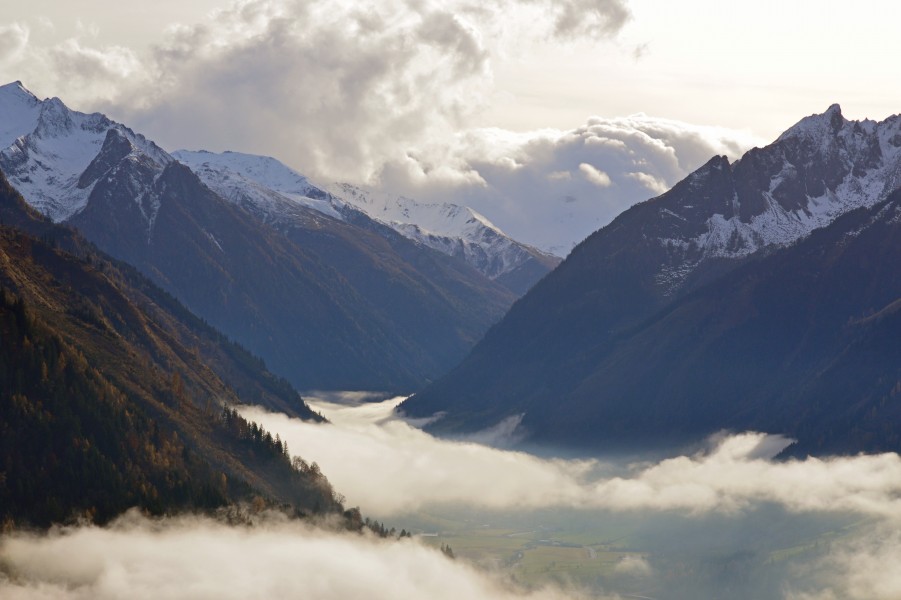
78 128 138 189
0 82 173 223
637 104 901 294
0 80 39 105
34 97 76 139
776 104 846 143
0 81 42 150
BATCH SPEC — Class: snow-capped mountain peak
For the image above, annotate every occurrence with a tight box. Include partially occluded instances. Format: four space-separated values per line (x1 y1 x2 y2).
326 181 503 238
0 81 41 150
650 104 901 293
776 103 845 142
0 82 172 223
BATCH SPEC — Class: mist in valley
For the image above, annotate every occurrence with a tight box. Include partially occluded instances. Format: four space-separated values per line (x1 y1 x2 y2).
3 394 901 599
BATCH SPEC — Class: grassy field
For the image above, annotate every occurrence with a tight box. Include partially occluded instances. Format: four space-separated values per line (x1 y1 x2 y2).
396 509 652 589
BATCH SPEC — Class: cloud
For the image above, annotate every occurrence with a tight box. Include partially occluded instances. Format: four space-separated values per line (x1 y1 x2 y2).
0 20 144 108
45 40 143 104
0 0 759 255
613 555 651 576
0 512 595 600
578 162 612 187
5 397 901 599
241 400 600 515
240 398 901 520
524 0 631 40
378 115 759 254
0 23 29 65
8 0 625 185
107 0 501 179
1 406 897 600
786 529 901 600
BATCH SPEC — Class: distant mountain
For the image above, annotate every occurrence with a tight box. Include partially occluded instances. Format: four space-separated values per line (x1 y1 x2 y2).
0 82 516 392
172 150 559 295
402 105 901 455
0 171 344 526
323 182 560 295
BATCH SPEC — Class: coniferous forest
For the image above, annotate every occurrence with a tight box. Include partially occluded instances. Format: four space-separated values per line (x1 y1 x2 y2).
0 172 345 527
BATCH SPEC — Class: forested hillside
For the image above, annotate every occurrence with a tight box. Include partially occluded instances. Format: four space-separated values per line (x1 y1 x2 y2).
0 172 342 526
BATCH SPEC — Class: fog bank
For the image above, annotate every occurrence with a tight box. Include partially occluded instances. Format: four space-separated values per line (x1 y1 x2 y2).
0 511 593 600
241 398 901 519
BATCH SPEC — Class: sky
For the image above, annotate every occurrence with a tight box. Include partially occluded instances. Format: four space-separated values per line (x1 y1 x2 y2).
2 0 900 253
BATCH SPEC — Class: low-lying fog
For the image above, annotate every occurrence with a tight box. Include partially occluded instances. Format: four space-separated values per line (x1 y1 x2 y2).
3 394 901 599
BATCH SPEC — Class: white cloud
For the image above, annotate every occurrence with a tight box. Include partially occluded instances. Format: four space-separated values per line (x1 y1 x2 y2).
5 398 901 599
0 0 758 254
613 555 651 576
240 398 901 520
786 529 901 600
578 162 612 187
377 116 759 253
46 40 143 104
241 400 598 515
108 0 498 180
0 512 594 600
0 23 29 65
521 0 631 40
74 0 629 186
0 22 144 108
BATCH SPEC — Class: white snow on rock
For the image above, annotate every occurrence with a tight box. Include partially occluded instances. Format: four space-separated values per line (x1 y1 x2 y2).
172 149 555 280
172 150 341 221
324 182 557 281
655 105 901 291
0 81 171 223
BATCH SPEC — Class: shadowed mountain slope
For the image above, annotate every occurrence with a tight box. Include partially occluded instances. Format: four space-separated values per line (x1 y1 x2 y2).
0 172 344 526
403 107 901 455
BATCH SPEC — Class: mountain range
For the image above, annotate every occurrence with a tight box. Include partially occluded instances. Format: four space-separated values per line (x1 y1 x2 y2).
0 81 556 392
402 105 901 456
5 76 898 460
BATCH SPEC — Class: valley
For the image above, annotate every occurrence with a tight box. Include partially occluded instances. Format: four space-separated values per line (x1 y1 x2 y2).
1 4 900 597
238 394 879 600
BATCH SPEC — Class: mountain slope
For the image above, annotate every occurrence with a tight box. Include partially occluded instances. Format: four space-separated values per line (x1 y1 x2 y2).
0 172 342 526
0 83 516 392
0 171 313 417
402 106 901 454
528 192 901 454
171 150 558 294
324 182 561 294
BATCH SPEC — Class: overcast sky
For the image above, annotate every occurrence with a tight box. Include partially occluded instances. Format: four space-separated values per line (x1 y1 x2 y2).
3 0 899 252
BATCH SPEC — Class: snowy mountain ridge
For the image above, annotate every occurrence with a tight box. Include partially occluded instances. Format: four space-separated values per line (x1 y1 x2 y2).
0 81 171 224
651 104 901 292
173 150 558 283
324 182 559 281
172 150 341 222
